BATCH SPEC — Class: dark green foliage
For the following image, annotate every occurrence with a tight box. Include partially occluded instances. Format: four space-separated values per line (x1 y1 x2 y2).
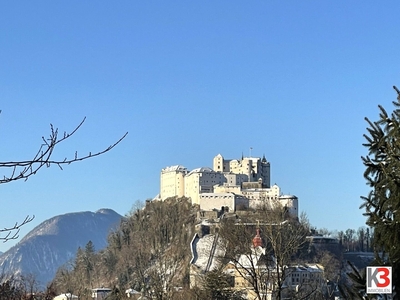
0 277 23 300
202 269 245 300
361 86 400 296
337 261 372 300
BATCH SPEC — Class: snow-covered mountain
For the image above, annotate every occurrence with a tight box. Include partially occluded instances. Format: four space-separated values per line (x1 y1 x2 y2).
0 209 122 286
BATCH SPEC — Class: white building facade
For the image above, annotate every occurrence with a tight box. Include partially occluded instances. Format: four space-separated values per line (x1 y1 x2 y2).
159 153 298 217
160 165 188 200
213 153 271 187
199 192 249 212
184 167 225 205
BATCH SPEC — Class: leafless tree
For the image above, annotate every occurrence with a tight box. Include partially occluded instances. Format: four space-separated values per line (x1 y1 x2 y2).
0 273 24 300
219 206 312 300
20 273 40 299
0 116 128 242
0 215 35 243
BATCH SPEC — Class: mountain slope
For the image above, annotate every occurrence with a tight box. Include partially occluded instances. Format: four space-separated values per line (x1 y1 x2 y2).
0 208 122 286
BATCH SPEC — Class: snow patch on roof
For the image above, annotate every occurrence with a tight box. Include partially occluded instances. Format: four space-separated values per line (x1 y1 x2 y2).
187 167 214 176
162 165 188 172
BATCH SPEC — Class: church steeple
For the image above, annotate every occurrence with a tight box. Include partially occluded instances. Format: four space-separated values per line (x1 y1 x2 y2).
252 221 262 248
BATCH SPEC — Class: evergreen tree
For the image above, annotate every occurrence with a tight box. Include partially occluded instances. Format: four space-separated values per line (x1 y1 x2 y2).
202 269 245 300
84 240 96 287
361 85 400 296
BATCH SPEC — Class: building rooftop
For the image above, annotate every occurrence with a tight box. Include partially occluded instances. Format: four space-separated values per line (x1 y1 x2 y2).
161 165 188 172
187 167 215 176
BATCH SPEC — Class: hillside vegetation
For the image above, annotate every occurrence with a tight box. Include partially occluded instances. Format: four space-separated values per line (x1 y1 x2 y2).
47 198 360 299
52 197 197 299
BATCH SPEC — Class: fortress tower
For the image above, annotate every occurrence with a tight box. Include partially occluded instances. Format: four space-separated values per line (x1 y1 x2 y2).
213 153 270 187
160 165 188 200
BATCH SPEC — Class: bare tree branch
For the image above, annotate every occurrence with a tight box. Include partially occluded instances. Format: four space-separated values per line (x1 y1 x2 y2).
0 117 128 184
0 215 35 242
0 117 128 241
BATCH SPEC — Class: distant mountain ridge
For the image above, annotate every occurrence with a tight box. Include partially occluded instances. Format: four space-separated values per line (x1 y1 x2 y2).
0 209 122 286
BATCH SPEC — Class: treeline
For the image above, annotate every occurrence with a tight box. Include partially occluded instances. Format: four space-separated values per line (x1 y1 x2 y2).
0 274 57 300
313 226 374 253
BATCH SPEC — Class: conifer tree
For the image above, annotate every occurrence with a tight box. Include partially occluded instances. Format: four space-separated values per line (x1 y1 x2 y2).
84 241 96 287
361 85 400 296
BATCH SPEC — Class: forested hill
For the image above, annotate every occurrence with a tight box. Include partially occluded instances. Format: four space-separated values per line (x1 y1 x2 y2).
52 197 197 299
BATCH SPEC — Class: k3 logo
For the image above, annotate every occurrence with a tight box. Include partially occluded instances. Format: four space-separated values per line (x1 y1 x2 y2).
366 266 392 294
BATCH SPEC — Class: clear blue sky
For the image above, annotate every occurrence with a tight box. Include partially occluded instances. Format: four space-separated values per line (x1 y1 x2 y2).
0 1 399 252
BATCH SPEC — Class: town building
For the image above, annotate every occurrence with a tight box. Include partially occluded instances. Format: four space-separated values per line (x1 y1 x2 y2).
306 235 340 255
223 229 276 300
92 288 112 300
282 264 325 299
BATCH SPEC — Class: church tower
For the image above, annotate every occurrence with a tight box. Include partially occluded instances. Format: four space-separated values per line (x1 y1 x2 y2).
252 223 263 248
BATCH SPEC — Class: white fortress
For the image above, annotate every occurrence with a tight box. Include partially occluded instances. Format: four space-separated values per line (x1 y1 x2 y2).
160 153 298 217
